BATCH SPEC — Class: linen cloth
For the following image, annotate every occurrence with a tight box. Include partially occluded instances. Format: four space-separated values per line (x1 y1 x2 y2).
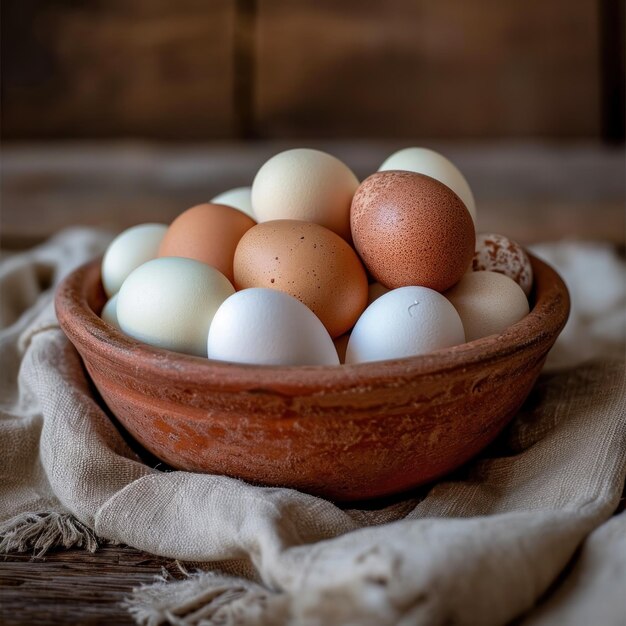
0 229 624 626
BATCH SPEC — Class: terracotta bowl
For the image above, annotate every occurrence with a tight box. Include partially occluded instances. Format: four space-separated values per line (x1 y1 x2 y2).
55 255 569 501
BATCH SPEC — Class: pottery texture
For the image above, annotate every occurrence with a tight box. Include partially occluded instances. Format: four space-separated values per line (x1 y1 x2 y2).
55 255 569 501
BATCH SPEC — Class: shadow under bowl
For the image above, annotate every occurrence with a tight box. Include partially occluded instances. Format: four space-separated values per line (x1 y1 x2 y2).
55 255 569 501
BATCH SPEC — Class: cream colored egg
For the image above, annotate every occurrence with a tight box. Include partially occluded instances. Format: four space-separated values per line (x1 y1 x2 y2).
445 271 529 341
101 294 120 329
211 187 254 219
207 288 339 366
345 286 465 364
252 149 359 240
117 257 235 357
378 147 477 224
102 223 168 297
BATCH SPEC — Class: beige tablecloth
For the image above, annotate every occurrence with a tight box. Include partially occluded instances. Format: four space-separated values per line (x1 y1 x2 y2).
1 229 625 626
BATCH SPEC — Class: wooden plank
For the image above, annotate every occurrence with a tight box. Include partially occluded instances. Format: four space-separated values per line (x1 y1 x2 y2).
255 0 601 138
1 142 623 250
0 545 176 625
1 1 236 140
2 1 605 140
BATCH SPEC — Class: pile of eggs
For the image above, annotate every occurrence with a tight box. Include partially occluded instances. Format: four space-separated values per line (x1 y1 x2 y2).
100 147 533 366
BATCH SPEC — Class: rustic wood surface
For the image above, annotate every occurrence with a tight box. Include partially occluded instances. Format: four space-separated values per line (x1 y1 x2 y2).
255 0 601 139
1 1 237 140
2 0 616 140
0 545 181 626
1 141 624 250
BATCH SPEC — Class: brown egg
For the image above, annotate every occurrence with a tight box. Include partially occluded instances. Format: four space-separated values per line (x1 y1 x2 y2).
333 332 351 364
159 203 255 283
234 220 368 338
350 171 475 292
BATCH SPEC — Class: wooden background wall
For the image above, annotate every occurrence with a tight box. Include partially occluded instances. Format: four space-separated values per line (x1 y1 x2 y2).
1 0 624 141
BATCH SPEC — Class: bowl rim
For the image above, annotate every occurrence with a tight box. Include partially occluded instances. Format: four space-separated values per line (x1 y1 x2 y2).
55 253 570 393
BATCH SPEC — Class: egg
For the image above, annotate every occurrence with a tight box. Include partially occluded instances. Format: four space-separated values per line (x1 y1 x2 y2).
101 223 167 297
234 220 368 338
472 233 533 296
101 294 120 329
378 147 477 223
333 333 350 364
252 149 359 240
211 187 254 220
158 203 255 283
345 286 465 364
350 171 475 292
367 282 389 305
445 271 529 342
117 257 234 357
207 288 339 366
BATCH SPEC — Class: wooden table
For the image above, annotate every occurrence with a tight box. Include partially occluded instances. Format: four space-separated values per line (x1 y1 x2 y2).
0 546 178 625
0 141 624 625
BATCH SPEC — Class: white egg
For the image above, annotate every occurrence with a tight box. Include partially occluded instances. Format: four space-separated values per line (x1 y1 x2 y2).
207 288 339 366
117 257 234 357
445 271 529 341
101 223 168 297
345 286 465 364
378 147 477 224
101 294 120 329
211 186 254 219
252 149 359 240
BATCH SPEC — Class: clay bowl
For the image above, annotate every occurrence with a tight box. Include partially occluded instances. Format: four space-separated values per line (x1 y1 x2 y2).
55 254 569 501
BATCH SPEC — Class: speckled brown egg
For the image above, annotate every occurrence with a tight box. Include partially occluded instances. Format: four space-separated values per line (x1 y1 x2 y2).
234 220 368 338
472 233 533 296
350 171 475 291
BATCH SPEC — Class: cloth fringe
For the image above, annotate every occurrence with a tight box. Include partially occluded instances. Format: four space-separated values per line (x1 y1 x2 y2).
0 511 98 557
124 568 288 626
